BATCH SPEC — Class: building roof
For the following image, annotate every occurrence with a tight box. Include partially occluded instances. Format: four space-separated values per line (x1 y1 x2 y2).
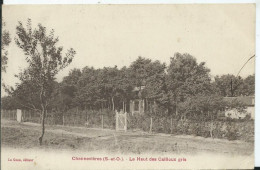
223 96 254 106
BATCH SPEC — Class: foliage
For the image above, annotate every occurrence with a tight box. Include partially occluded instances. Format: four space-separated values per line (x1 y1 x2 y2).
214 74 254 97
239 74 255 96
166 53 212 119
1 19 11 73
177 94 224 120
1 96 19 110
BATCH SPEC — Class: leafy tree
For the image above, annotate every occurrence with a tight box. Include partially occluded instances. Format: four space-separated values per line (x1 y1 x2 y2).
99 66 120 110
142 60 169 117
75 66 133 111
111 66 133 111
129 57 168 109
214 74 243 97
238 74 255 96
166 52 212 119
214 74 254 97
75 66 101 109
1 96 19 110
11 75 42 111
1 19 11 73
128 56 153 88
14 19 76 145
60 68 82 109
63 68 82 86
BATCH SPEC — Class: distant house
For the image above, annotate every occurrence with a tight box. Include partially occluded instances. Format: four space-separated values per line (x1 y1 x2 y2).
223 96 255 119
129 86 155 115
129 86 146 115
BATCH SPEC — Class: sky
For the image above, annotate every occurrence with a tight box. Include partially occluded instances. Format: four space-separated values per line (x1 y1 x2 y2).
1 4 256 95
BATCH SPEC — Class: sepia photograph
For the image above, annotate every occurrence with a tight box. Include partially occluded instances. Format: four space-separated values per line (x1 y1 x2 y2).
1 4 256 169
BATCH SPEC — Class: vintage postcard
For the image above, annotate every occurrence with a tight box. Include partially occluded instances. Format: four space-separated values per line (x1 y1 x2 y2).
1 4 255 170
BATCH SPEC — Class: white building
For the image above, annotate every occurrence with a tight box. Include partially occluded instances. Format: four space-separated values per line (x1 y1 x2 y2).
223 96 255 119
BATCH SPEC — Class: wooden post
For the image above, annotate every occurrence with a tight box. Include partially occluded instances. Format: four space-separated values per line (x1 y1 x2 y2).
139 100 141 114
129 101 132 115
123 101 124 113
29 110 32 120
124 112 127 132
170 117 173 134
116 111 118 131
86 115 88 127
143 100 145 114
63 114 65 126
101 115 104 129
149 117 153 133
112 97 115 111
24 110 26 121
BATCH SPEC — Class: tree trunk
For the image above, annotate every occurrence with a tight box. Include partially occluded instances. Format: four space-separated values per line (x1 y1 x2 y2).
39 108 46 145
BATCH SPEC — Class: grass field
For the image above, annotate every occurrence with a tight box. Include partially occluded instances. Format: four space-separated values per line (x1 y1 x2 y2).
1 119 254 155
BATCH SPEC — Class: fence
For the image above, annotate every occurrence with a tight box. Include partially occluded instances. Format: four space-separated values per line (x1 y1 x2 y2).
1 109 115 128
1 109 254 142
1 110 17 120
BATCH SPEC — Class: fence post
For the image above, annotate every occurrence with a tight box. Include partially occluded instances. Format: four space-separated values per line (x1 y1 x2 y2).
123 101 127 113
116 111 118 131
171 118 173 133
63 113 65 126
149 117 153 133
124 112 127 132
101 114 104 129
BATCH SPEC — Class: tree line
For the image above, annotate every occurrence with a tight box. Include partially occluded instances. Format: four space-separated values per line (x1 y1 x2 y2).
3 54 254 119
